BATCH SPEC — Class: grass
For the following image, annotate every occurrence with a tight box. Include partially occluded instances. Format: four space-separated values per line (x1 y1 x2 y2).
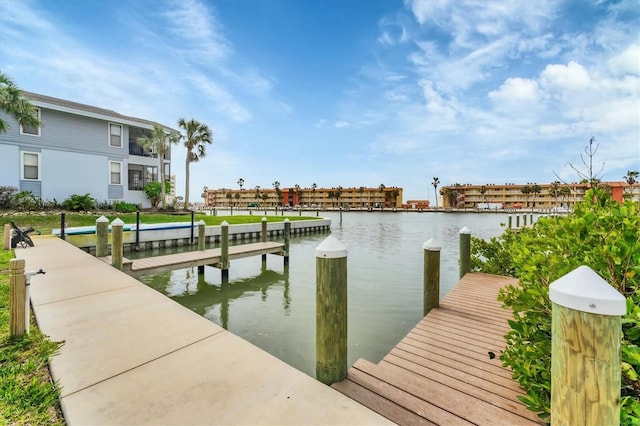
1 211 320 235
0 236 64 425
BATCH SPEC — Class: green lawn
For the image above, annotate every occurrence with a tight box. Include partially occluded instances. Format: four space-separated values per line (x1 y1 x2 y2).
0 236 64 425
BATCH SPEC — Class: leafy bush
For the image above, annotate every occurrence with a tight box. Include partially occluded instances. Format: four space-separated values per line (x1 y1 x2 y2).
471 188 640 423
143 181 171 209
114 201 138 213
0 186 16 208
11 191 43 211
94 200 113 210
61 193 95 211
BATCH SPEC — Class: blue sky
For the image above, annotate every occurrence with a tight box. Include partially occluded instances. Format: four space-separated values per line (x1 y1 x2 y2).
1 0 638 202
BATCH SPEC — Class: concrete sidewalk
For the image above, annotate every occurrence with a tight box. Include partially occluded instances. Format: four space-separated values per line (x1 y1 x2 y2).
17 236 392 425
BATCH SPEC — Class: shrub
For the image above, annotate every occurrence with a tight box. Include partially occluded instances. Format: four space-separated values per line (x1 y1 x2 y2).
11 191 43 211
472 187 640 423
114 201 138 213
94 200 113 211
143 181 171 209
0 186 17 208
61 193 95 211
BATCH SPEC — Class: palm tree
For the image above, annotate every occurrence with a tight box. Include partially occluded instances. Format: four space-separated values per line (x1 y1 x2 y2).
624 170 639 199
379 184 385 210
530 183 542 212
0 72 41 133
311 183 317 207
432 177 440 209
254 186 261 208
520 184 532 210
272 181 282 207
550 181 560 209
479 185 487 205
226 192 233 213
137 124 179 209
294 184 301 206
391 188 400 209
178 118 212 210
358 186 365 209
234 192 240 209
238 178 245 191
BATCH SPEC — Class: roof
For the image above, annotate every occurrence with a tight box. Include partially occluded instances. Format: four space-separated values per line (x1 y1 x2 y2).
22 91 173 130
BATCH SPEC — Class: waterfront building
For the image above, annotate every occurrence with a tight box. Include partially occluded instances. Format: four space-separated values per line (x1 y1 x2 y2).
0 91 174 208
439 181 640 210
204 186 404 209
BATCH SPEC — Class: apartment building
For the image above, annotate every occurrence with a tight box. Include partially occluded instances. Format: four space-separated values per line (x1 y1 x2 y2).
0 92 174 208
439 181 640 210
204 186 404 209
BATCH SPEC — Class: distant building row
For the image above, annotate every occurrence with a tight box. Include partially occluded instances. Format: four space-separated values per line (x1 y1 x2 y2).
0 92 174 208
203 186 405 209
438 182 640 210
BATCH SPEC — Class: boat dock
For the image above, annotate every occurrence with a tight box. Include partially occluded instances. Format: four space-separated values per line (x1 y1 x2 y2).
99 241 286 277
332 272 544 425
16 236 391 425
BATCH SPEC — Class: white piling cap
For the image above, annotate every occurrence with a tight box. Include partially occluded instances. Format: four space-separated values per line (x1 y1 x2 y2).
96 215 109 223
549 265 626 316
262 217 267 221
459 226 471 234
284 218 290 223
221 220 229 226
316 235 347 259
198 220 206 225
111 218 124 226
423 238 441 251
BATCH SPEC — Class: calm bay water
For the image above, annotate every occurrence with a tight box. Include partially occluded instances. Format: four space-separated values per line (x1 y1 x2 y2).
136 211 519 377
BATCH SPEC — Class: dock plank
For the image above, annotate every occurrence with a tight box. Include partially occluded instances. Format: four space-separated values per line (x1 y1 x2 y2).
332 272 544 425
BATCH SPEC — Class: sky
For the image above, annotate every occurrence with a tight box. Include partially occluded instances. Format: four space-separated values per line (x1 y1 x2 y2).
1 0 639 202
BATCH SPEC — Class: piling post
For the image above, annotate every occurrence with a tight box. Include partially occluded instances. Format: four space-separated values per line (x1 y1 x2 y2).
60 212 66 240
523 215 527 226
549 266 626 425
4 224 10 250
96 216 109 257
516 215 520 228
530 213 533 224
190 210 195 244
111 218 124 270
459 226 471 279
221 221 229 281
423 238 440 316
135 210 141 250
283 218 290 266
316 235 348 385
261 217 268 265
508 215 512 229
198 220 206 251
9 259 26 337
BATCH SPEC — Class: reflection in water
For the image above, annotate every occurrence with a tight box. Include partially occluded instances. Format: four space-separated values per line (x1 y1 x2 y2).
143 265 290 330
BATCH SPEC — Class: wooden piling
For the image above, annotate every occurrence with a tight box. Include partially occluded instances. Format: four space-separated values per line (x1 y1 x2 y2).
283 219 290 266
111 218 124 270
549 266 626 425
459 226 471 279
198 220 206 251
516 215 520 228
523 215 527 226
96 216 109 258
221 221 229 281
423 238 440 316
4 224 10 250
261 217 268 265
9 258 26 337
60 212 66 240
508 215 512 229
316 235 348 385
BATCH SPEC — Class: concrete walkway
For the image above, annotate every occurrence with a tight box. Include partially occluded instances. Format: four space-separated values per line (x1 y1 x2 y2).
17 236 392 425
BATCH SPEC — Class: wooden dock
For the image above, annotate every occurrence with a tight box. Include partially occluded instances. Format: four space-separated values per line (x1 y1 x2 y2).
332 272 544 425
100 241 285 277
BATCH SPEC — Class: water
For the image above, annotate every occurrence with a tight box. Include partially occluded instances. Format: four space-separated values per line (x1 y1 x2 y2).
136 211 515 377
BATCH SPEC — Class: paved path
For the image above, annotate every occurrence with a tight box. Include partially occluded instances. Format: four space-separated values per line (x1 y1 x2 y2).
17 236 391 425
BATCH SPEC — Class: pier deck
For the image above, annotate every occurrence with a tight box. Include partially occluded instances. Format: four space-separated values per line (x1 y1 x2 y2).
332 272 544 425
99 241 285 277
16 236 390 425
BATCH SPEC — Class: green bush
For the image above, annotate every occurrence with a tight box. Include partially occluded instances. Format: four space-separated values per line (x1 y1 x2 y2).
61 193 95 211
0 186 16 209
143 181 171 209
11 191 42 211
114 201 138 213
471 188 640 423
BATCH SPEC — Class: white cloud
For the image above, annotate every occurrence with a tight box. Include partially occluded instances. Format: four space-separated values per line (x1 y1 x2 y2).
187 73 251 123
540 61 590 91
488 78 541 104
334 121 350 129
608 44 640 76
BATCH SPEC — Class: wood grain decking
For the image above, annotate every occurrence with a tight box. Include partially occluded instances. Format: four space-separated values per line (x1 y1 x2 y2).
332 272 544 425
100 241 285 277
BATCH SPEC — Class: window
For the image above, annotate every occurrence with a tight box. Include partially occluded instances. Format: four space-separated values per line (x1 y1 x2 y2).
21 152 40 180
109 123 122 148
20 108 41 136
109 161 122 185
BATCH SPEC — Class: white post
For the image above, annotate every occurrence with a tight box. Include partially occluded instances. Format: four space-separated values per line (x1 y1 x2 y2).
549 265 626 425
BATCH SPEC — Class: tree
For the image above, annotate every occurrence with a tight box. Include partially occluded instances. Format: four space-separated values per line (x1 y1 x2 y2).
311 183 317 207
143 181 171 210
521 184 532 209
238 178 244 191
358 186 365 209
624 170 639 199
178 118 212 210
254 186 261 208
294 184 301 206
391 188 400 209
530 183 542 212
272 181 282 206
137 124 179 209
432 177 440 209
567 137 605 187
226 192 233 213
480 185 487 205
550 181 560 208
379 184 386 210
0 72 41 133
